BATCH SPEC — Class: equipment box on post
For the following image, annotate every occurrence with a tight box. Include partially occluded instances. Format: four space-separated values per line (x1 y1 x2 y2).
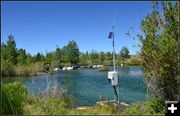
108 71 118 86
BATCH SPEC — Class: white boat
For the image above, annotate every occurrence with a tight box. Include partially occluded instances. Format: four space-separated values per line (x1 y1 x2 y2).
54 67 60 71
97 65 104 68
62 67 67 70
93 65 97 68
67 66 73 70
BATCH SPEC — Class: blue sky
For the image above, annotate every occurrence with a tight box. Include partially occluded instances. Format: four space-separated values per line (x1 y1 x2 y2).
2 1 153 55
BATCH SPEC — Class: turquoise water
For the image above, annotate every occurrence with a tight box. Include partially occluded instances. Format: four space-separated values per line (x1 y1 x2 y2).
2 66 148 106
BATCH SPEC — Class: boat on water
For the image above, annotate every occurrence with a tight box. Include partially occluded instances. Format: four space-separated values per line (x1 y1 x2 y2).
53 67 60 71
67 66 73 70
62 67 67 70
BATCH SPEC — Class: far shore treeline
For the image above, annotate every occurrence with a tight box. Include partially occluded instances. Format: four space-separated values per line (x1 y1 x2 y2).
1 35 142 77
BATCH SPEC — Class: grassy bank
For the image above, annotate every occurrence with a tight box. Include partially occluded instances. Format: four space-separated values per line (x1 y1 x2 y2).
2 81 165 115
2 56 142 77
2 61 45 77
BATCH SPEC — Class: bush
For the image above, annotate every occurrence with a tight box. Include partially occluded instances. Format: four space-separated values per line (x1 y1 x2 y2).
14 62 44 76
103 60 112 66
23 79 72 115
143 97 165 114
139 1 179 101
122 97 165 115
2 60 16 76
121 103 142 115
2 81 28 114
125 56 142 66
15 65 32 76
24 97 69 115
2 61 44 77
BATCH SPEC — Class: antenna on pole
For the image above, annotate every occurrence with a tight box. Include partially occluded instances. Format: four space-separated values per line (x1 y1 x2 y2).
107 10 120 104
112 25 116 71
112 10 117 71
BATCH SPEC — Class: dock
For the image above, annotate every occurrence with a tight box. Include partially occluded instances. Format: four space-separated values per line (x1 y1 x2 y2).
76 100 130 112
96 100 130 112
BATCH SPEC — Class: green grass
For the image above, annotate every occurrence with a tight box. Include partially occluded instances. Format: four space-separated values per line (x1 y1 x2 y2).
2 82 165 115
2 81 28 114
14 62 44 76
121 97 165 115
24 97 69 115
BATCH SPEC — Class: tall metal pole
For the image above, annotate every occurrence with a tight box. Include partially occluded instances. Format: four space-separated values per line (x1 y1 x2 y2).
112 25 120 104
178 1 180 101
112 26 116 72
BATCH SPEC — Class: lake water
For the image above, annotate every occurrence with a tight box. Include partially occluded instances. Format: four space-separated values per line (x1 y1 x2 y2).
2 66 148 106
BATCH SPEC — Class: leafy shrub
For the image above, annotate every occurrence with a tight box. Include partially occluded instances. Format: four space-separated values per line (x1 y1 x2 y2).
122 97 165 115
15 65 32 76
125 56 142 66
2 60 16 76
144 97 164 114
14 62 44 76
42 97 69 114
139 1 179 101
24 95 71 115
35 79 70 101
24 79 71 115
121 103 142 115
2 81 28 114
103 60 113 66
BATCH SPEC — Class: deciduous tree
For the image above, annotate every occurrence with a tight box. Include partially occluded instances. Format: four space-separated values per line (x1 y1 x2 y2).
120 46 130 60
17 49 27 65
139 1 179 101
66 40 80 65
